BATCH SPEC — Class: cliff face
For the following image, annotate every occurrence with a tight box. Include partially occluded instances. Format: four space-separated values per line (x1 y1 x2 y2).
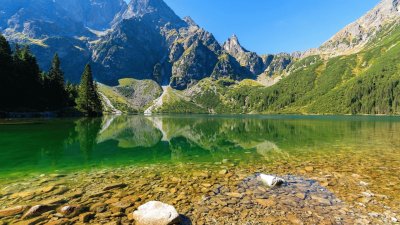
2 0 399 93
223 35 266 75
307 0 400 57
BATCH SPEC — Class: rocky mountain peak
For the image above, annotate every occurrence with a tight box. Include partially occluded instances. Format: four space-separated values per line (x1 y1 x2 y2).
118 0 184 27
223 34 248 55
313 0 400 57
56 0 127 30
183 16 198 27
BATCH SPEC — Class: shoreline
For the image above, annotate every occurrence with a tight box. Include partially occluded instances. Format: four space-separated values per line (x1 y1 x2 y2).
0 163 398 224
1 111 400 119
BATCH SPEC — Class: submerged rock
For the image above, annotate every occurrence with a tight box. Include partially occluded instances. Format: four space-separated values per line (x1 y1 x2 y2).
103 183 127 191
258 174 286 187
22 205 55 219
0 205 28 218
132 201 180 225
58 205 85 217
79 212 95 223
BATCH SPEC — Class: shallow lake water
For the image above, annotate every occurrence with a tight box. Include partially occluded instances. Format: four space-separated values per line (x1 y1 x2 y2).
0 115 399 224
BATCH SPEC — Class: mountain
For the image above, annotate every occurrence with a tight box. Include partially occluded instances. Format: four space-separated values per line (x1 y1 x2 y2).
91 0 260 89
0 0 127 82
307 0 400 57
223 34 266 75
2 0 400 115
155 0 400 115
1 0 286 88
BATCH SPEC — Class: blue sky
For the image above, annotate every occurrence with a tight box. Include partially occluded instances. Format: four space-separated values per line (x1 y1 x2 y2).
127 0 380 54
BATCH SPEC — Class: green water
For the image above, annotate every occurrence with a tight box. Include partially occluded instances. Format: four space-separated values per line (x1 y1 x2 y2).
1 115 400 181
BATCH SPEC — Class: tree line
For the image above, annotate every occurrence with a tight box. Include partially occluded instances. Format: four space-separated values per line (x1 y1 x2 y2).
0 34 102 116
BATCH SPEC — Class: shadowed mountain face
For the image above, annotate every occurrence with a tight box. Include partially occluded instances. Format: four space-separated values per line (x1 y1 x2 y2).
0 0 127 82
3 0 400 117
0 0 281 87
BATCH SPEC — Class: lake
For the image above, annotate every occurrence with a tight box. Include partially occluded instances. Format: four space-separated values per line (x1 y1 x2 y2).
0 115 399 224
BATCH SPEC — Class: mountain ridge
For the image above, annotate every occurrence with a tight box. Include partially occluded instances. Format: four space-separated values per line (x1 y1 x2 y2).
305 0 400 57
2 0 400 115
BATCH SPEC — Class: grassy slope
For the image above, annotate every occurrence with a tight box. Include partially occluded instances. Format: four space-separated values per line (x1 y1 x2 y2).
160 25 400 115
99 78 162 113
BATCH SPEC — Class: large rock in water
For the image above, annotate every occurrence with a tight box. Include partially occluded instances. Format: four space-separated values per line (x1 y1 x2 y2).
0 205 28 218
132 201 180 225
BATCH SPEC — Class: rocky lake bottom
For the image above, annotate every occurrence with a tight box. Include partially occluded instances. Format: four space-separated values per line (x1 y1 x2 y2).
1 156 399 225
0 115 399 224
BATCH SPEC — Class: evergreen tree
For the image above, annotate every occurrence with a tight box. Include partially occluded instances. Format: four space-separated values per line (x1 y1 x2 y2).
13 45 42 109
0 34 13 109
76 64 102 116
0 38 78 113
48 54 68 108
65 81 78 107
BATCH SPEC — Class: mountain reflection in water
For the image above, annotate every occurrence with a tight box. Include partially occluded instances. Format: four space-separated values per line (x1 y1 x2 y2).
1 115 400 178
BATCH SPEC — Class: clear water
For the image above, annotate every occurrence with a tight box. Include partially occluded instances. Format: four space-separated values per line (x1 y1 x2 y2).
1 115 400 182
1 115 400 224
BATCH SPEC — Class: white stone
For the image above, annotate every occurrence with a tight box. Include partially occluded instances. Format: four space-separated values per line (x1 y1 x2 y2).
132 201 180 225
258 174 285 187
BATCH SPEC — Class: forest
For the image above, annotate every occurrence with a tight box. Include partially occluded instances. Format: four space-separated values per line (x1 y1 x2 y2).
0 34 102 116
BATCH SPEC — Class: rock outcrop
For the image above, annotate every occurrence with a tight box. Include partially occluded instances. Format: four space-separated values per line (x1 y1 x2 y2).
223 34 266 75
132 201 180 225
309 0 400 56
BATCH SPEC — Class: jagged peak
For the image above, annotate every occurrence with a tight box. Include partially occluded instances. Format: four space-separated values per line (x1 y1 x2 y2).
316 0 400 56
183 16 198 27
230 34 239 40
119 0 183 25
223 34 248 55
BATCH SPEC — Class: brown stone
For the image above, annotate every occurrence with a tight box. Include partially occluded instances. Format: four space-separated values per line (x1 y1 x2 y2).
105 198 120 204
79 212 95 223
40 196 68 205
305 166 314 172
44 218 70 225
64 190 83 199
38 185 56 193
96 212 112 219
221 207 234 214
22 205 55 219
218 169 228 175
226 192 243 198
103 183 127 191
256 198 275 207
192 171 210 178
90 202 107 213
110 201 132 213
10 190 36 199
14 216 47 225
288 214 304 225
154 187 168 192
52 186 69 195
58 205 84 217
311 195 332 206
0 205 28 218
88 191 109 198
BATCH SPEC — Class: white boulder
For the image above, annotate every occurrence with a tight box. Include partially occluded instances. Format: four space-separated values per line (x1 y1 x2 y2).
258 174 286 187
133 201 180 225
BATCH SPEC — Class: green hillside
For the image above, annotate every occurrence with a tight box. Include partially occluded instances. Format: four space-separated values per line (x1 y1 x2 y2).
158 25 400 115
98 78 162 113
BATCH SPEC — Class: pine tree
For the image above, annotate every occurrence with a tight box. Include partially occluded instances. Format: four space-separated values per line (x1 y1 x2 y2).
65 81 78 107
48 54 67 108
13 45 42 109
76 64 102 116
0 34 13 109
